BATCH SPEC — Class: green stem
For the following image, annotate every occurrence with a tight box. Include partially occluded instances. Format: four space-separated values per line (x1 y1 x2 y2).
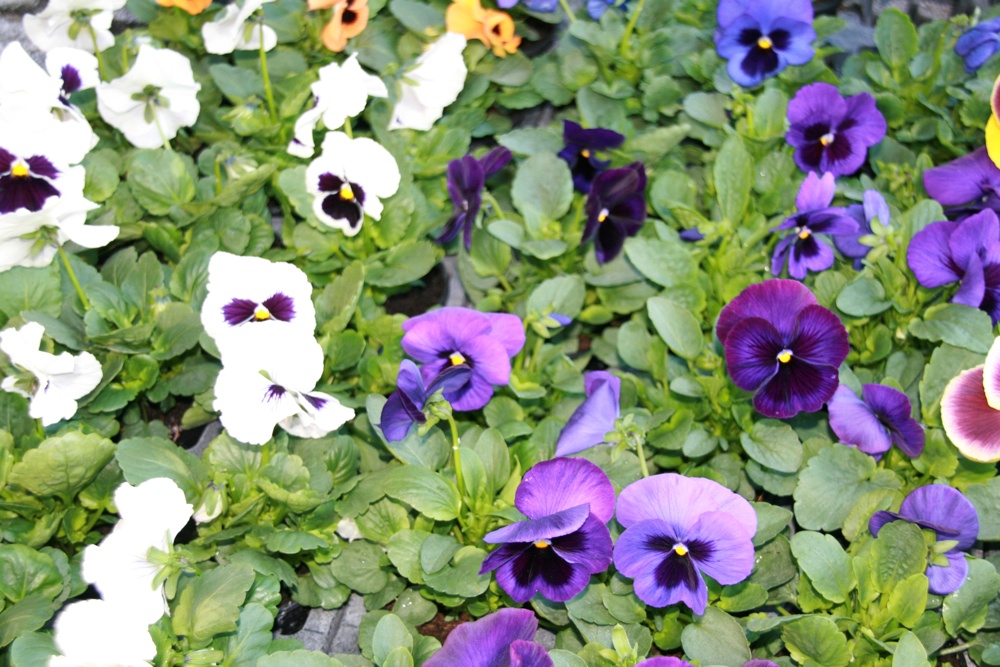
150 107 171 151
634 434 650 478
447 415 466 502
938 643 974 657
58 246 90 311
343 117 353 139
35 420 45 440
214 159 223 195
259 27 278 119
483 191 505 218
557 0 577 22
87 25 107 81
618 0 646 58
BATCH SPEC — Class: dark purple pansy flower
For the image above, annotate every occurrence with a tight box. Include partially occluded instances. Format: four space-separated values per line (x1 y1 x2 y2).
481 458 614 603
955 17 1000 73
714 0 815 88
833 190 889 268
907 208 1000 324
771 172 859 279
717 279 850 419
377 360 472 441
401 307 525 412
828 384 924 459
923 147 1000 220
613 473 756 614
557 121 625 194
941 337 1000 462
0 147 61 215
423 608 552 667
438 147 512 250
554 371 620 457
786 83 886 177
870 485 979 595
583 162 647 264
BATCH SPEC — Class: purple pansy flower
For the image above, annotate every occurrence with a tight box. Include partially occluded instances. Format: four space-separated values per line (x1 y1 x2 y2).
870 485 979 595
401 307 525 412
786 83 886 177
480 458 614 603
438 147 512 250
583 162 646 264
587 0 624 20
638 660 693 667
717 279 850 420
497 0 558 11
423 608 552 667
941 336 1000 462
828 384 924 459
554 371 620 457
557 121 625 194
377 360 472 442
613 473 756 614
907 208 1000 324
923 147 1000 220
0 148 62 215
744 662 780 667
771 172 859 279
714 0 815 88
834 190 889 268
955 17 1000 73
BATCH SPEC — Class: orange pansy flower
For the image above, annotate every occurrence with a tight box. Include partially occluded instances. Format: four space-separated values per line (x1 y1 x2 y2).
309 0 369 52
446 0 520 57
157 0 212 15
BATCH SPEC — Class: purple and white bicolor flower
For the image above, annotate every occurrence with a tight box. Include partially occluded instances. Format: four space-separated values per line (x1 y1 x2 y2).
583 161 647 264
376 359 472 442
714 0 815 88
554 371 620 457
558 120 625 194
785 83 886 177
613 473 757 615
438 147 512 249
400 307 525 412
771 172 859 279
834 190 890 268
423 608 552 667
955 16 1000 73
305 131 400 235
941 336 1000 462
480 458 614 603
870 485 979 595
923 147 1000 220
828 384 924 459
717 279 850 419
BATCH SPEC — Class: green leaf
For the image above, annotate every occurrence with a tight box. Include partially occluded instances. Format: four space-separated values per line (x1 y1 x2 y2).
871 521 926 592
966 477 1000 541
740 419 803 474
9 631 58 667
781 616 850 667
0 264 62 321
837 276 892 316
0 545 64 603
172 564 255 642
365 241 438 287
751 501 792 547
790 531 856 604
388 0 443 35
258 651 347 667
357 499 410 544
151 302 203 360
82 149 121 202
908 303 994 354
647 297 702 360
511 153 573 236
420 534 461 575
714 135 753 224
943 558 1000 635
373 613 413 665
874 8 918 69
680 607 751 667
382 648 414 667
888 574 929 629
225 603 273 667
8 432 115 499
126 149 196 216
315 261 364 334
328 541 389 594
263 530 329 554
683 91 728 127
624 236 696 288
498 128 564 156
209 63 266 102
893 631 930 667
378 466 461 521
387 530 428 585
420 546 490 597
920 344 985 426
0 594 53 648
526 276 585 320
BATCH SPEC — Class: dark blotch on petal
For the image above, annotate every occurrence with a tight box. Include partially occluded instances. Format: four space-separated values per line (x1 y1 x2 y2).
60 65 82 94
0 173 60 214
262 292 296 322
222 298 258 326
265 384 286 401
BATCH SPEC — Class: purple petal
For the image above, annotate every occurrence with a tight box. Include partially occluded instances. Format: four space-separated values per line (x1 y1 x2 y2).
639 659 695 667
793 304 850 368
753 357 840 419
833 204 871 259
483 312 527 358
924 148 1000 207
786 83 847 141
806 210 860 236
510 641 554 667
869 510 902 537
907 221 962 288
863 190 890 227
723 317 782 392
862 384 924 458
479 147 513 178
927 551 969 596
827 385 892 456
555 373 621 456
563 120 625 151
378 391 423 442
401 320 460 363
613 519 709 613
615 473 757 537
716 279 817 344
461 335 514 386
899 485 979 550
941 366 1000 462
770 235 796 277
743 662 781 667
682 511 756 585
423 608 538 667
483 504 590 544
795 172 836 212
490 542 593 603
446 374 497 412
396 360 426 404
949 209 1000 271
515 457 616 523
840 93 886 148
786 234 835 279
551 514 613 574
402 307 493 335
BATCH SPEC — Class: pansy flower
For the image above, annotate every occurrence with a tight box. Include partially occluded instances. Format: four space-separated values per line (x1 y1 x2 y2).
833 190 889 268
401 307 525 411
50 600 156 667
424 608 552 667
305 131 400 235
157 0 212 14
987 75 1000 169
377 360 472 441
558 121 625 194
481 458 614 602
828 384 924 459
786 83 886 177
583 161 647 264
955 17 1000 73
941 336 1000 462
23 0 124 52
202 0 277 54
870 485 978 595
587 0 624 20
497 0 557 11
438 146 512 249
45 47 99 101
716 279 850 419
391 33 468 132
771 172 859 279
309 0 369 52
613 473 757 614
446 0 520 58
923 147 1000 220
554 371 620 456
714 0 815 88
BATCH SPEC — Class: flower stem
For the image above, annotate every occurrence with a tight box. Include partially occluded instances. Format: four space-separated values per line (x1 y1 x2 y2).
343 117 353 139
618 0 646 58
939 643 974 657
483 191 505 219
259 27 278 119
447 414 465 500
58 246 90 311
87 25 107 81
634 434 650 477
150 107 171 151
557 0 577 22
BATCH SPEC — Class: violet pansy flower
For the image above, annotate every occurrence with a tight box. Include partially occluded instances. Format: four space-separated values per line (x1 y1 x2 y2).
638 660 694 667
583 161 647 264
377 360 472 441
558 120 625 194
401 307 525 411
923 147 1000 220
613 473 756 614
834 190 889 268
554 371 620 457
771 172 859 279
941 336 1000 462
717 279 850 420
714 0 815 88
438 146 512 250
481 458 614 603
828 384 924 459
955 17 1000 73
424 608 552 667
870 485 979 595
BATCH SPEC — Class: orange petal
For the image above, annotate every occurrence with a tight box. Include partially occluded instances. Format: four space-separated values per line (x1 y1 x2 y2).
446 0 486 40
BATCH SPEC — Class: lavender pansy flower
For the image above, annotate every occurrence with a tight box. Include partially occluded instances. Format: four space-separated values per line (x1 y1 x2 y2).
554 371 620 456
481 458 614 603
638 660 693 667
438 147 511 249
558 120 625 193
613 473 756 614
955 17 1000 73
497 0 557 11
424 608 552 667
941 336 1000 462
717 279 849 419
923 147 1000 219
583 161 646 264
377 360 472 441
771 172 859 279
786 83 886 177
714 0 815 88
587 0 624 20
869 485 979 595
828 384 924 459
401 307 525 411
834 190 889 268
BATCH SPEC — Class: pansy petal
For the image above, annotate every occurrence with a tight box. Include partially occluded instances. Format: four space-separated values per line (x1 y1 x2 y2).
681 511 756 585
423 608 538 667
716 279 816 345
551 514 613 573
378 390 422 442
792 304 850 368
840 93 886 147
554 374 620 456
461 334 514 386
907 220 962 288
399 320 454 362
753 357 839 419
786 83 846 133
950 209 1000 270
510 640 554 667
723 317 782 391
614 519 709 613
616 473 757 537
787 235 834 278
927 551 969 596
483 504 590 544
924 147 1000 207
827 385 892 456
515 457 616 523
795 172 835 212
493 543 593 602
941 366 1000 462
985 337 1000 410
639 659 695 667
445 372 496 411
900 485 979 550
861 384 924 457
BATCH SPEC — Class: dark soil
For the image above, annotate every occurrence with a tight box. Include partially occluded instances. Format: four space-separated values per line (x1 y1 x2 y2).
417 610 471 644
384 263 449 317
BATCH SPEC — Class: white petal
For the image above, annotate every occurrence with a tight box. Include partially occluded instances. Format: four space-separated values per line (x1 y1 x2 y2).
288 104 323 158
81 530 167 625
214 365 299 445
52 599 155 666
280 391 355 438
45 47 100 91
114 478 193 538
391 33 466 131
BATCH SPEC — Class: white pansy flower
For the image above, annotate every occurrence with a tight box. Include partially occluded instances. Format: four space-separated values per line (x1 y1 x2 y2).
50 599 156 667
213 337 355 445
202 0 277 55
96 45 201 149
287 54 388 158
390 32 468 132
81 478 194 625
0 322 101 426
305 131 400 235
23 0 124 53
336 517 362 542
45 47 100 94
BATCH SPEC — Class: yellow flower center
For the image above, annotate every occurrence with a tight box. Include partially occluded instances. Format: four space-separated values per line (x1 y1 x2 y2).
253 305 271 321
449 351 467 366
10 162 29 178
598 208 609 223
757 36 773 50
534 540 550 549
340 183 355 201
820 132 835 146
777 349 793 363
580 149 591 158
673 545 688 556
797 228 811 240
